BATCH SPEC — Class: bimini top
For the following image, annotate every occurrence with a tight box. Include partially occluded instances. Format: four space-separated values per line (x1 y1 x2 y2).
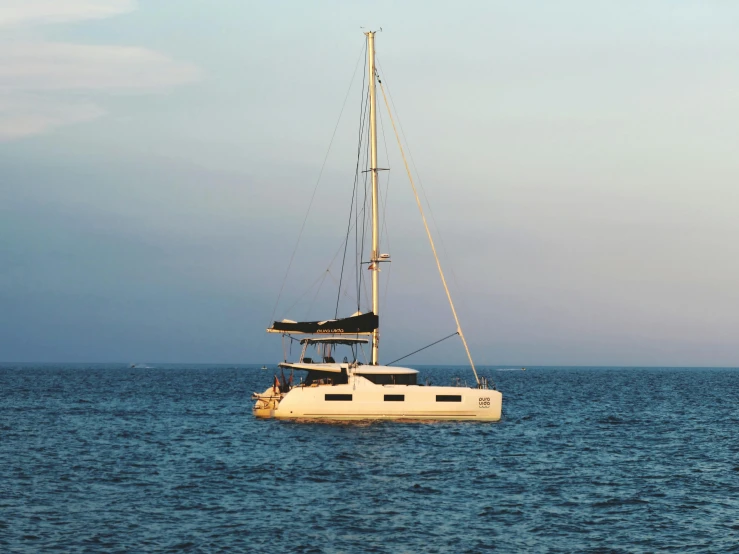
267 312 378 335
299 337 369 345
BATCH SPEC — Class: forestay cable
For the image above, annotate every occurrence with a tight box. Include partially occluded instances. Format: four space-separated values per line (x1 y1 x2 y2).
376 58 474 336
377 76 481 387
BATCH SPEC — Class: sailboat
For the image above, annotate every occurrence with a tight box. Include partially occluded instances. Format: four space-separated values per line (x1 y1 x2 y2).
252 31 502 421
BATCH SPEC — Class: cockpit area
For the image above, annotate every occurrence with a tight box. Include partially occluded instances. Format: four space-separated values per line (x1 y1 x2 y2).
296 337 368 364
277 337 419 387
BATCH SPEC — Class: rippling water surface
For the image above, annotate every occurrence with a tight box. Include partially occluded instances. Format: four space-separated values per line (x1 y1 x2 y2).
2 364 739 553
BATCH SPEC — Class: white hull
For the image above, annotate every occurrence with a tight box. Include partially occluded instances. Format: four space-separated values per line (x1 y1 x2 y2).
254 380 502 422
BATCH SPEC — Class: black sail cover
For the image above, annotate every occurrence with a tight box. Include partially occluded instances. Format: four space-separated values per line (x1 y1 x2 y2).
269 312 378 335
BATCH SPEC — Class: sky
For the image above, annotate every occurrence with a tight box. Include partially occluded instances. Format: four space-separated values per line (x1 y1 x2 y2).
2 0 739 365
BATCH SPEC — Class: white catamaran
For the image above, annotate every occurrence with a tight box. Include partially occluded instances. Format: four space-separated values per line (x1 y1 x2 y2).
253 31 502 421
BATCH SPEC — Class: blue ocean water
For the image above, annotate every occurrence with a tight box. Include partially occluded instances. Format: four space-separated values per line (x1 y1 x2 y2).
1 364 738 553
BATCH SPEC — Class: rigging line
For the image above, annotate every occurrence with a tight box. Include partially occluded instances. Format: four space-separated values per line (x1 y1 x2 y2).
326 269 360 305
356 208 363 308
355 88 370 312
336 69 370 318
375 170 392 315
325 269 340 286
360 171 372 311
378 58 445 229
377 100 393 312
305 269 330 321
269 43 366 326
282 268 333 317
378 57 444 245
381 259 392 313
334 153 357 317
377 87 392 248
378 78 481 387
282 213 366 318
359 343 369 365
354 131 361 311
377 182 391 314
376 57 473 331
355 117 366 308
356 90 371 310
387 332 459 366
334 283 360 306
358 113 371 309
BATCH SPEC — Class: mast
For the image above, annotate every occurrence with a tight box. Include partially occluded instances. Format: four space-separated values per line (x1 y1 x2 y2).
366 31 380 365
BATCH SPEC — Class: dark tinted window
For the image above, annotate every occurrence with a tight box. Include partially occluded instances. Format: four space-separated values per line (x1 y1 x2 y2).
384 394 404 402
436 395 462 402
306 370 348 386
325 394 352 401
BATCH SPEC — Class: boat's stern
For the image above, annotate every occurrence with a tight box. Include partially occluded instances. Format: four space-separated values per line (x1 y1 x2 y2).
251 387 282 418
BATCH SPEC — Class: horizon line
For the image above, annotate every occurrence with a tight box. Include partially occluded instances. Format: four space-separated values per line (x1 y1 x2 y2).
1 361 738 369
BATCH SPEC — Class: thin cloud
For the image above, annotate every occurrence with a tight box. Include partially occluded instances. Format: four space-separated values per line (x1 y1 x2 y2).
0 92 104 141
0 0 135 27
0 42 200 91
0 0 199 141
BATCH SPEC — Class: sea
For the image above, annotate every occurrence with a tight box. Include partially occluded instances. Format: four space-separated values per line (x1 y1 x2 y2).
1 363 738 553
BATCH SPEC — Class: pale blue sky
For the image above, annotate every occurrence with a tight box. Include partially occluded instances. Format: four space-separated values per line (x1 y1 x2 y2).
2 1 739 365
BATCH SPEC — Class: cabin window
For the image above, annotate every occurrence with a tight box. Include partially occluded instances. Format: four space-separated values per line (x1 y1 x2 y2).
358 373 417 385
325 394 352 401
436 395 462 402
384 394 405 402
306 370 348 386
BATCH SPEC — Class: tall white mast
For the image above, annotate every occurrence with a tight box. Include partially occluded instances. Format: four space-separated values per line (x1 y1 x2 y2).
366 31 380 365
